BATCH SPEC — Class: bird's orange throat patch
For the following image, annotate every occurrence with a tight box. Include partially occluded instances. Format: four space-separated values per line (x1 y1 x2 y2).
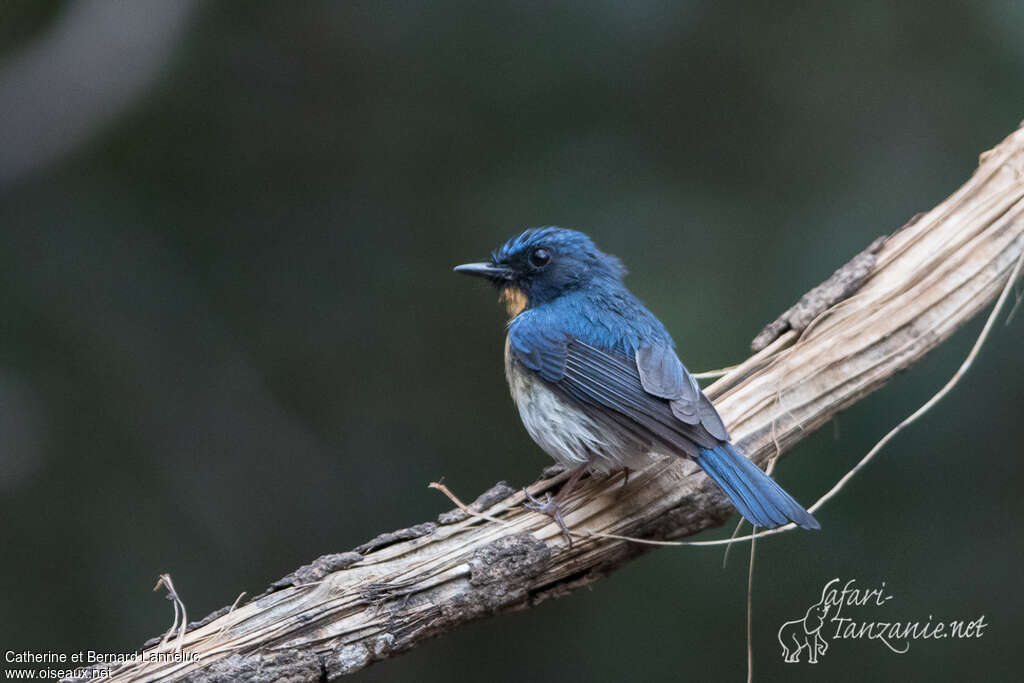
499 286 528 318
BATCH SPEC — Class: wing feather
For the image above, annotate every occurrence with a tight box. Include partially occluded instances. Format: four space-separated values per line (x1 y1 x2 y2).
508 320 727 455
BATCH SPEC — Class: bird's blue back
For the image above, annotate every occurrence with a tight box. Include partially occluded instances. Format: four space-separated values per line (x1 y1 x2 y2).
510 278 674 357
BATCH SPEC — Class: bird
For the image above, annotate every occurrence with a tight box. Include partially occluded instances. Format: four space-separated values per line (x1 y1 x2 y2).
454 227 819 545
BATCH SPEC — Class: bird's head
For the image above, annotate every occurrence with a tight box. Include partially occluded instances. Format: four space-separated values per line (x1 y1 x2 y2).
454 227 625 317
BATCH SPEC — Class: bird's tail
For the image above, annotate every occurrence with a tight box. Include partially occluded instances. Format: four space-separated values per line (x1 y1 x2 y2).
695 444 819 530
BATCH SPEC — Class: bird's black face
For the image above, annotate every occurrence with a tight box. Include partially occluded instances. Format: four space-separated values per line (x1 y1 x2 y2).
454 227 625 316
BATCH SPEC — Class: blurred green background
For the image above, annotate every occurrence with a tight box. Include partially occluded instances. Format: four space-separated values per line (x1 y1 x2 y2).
1 1 1022 681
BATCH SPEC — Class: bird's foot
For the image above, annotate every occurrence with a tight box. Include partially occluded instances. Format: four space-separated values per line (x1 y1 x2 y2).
522 488 574 547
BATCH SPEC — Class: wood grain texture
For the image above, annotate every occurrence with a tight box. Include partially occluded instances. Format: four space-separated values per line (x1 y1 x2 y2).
77 123 1024 683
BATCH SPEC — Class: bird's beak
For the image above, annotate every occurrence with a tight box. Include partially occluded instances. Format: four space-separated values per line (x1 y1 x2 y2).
452 262 514 281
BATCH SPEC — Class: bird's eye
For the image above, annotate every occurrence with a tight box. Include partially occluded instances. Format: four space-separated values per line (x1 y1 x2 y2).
529 247 551 268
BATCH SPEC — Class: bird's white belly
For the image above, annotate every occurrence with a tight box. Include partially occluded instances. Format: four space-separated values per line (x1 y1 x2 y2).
504 339 653 472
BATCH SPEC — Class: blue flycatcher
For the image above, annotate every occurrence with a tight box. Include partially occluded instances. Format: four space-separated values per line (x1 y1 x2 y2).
455 227 818 544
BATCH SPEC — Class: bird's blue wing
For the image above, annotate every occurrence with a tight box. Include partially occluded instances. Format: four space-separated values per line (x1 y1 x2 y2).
506 323 568 383
507 317 728 454
636 343 729 441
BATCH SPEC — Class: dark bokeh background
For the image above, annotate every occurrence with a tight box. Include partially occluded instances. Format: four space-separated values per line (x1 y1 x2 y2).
2 2 1022 681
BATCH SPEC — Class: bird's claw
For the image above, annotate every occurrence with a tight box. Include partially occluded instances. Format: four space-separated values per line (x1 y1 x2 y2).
522 488 552 510
522 488 574 547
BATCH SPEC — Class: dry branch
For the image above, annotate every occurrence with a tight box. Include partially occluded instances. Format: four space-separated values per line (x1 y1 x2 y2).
78 123 1024 682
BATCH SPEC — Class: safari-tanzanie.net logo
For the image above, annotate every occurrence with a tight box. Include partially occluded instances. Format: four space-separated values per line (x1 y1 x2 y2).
777 578 987 663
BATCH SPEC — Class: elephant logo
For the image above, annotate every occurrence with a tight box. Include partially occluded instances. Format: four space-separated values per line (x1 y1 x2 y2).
778 584 836 663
